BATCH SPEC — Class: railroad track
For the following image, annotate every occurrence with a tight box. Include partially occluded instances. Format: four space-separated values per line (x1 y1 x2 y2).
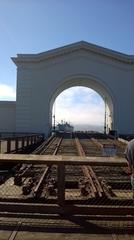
1 132 134 233
13 135 63 198
0 132 131 206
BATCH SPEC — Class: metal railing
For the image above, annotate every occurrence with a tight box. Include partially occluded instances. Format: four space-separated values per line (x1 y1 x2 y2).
0 134 44 153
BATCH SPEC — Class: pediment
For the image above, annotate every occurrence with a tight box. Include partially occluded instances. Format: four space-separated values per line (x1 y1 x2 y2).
12 41 134 65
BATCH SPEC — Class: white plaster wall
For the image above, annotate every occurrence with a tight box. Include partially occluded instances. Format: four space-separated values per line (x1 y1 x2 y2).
0 101 16 132
15 49 134 136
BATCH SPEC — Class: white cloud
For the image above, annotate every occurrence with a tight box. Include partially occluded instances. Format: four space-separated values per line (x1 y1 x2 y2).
53 87 105 129
0 84 16 100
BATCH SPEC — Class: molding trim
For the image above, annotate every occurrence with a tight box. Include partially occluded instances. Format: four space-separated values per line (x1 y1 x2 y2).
12 41 134 66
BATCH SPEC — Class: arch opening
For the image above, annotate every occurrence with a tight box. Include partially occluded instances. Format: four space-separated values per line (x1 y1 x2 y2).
49 76 114 134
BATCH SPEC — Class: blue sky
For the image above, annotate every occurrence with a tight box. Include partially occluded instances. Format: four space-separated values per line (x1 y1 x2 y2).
0 0 134 129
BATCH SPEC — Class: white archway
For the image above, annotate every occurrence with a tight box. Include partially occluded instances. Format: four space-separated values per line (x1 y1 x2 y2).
12 41 134 136
49 75 114 133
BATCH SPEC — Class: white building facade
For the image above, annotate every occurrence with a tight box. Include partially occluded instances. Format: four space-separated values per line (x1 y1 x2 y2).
0 41 134 136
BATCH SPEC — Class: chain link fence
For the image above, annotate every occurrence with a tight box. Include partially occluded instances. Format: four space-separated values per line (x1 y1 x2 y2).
0 160 133 205
1 157 134 233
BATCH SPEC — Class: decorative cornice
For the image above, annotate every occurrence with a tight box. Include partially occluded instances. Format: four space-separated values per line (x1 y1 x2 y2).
12 41 134 65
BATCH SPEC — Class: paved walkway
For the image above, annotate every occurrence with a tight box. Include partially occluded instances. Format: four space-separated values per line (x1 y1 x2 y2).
1 216 134 240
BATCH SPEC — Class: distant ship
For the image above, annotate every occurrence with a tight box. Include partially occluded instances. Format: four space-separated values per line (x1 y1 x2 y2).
55 121 74 133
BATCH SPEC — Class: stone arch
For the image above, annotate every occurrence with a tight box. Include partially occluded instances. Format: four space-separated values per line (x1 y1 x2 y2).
48 74 114 133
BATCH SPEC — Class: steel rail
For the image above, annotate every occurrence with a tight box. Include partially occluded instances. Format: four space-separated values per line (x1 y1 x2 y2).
91 137 103 149
74 136 103 198
14 164 32 185
32 166 50 197
32 135 56 155
32 137 63 197
75 136 124 198
21 136 57 194
53 137 63 155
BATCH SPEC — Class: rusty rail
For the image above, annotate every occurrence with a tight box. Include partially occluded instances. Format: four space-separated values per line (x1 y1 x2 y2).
32 166 50 197
33 135 55 154
91 138 103 149
75 137 104 198
53 137 63 155
30 137 63 197
14 164 32 185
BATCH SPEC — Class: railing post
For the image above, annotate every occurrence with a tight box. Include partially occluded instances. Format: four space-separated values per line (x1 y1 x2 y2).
57 163 65 206
15 138 19 153
22 137 24 149
7 139 11 153
31 136 33 145
33 136 35 144
27 136 29 146
35 135 37 144
29 136 31 145
30 136 32 145
0 140 1 153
